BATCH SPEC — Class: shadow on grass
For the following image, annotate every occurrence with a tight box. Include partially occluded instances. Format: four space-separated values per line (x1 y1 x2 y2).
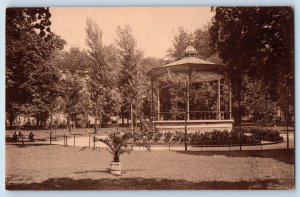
176 149 294 165
6 143 52 148
6 177 293 190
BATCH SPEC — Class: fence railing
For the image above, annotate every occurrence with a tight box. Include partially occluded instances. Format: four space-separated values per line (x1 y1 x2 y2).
152 111 232 121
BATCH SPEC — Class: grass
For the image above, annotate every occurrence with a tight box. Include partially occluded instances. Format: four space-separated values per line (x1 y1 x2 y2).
5 143 294 190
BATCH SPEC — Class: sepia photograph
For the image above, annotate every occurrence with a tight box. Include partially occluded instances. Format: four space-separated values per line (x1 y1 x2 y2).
5 6 294 190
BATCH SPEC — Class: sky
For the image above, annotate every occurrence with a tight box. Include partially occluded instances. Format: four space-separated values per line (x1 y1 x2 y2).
50 7 214 59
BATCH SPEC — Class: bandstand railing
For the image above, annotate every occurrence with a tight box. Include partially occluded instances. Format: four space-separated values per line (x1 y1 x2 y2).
152 111 232 121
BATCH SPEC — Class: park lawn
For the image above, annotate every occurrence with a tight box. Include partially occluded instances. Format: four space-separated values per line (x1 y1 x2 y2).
5 143 294 190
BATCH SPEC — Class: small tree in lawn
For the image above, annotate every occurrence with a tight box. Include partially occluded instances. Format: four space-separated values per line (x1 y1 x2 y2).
99 129 132 162
97 128 150 175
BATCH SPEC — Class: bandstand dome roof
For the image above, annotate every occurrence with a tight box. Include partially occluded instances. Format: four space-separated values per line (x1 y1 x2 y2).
147 45 224 82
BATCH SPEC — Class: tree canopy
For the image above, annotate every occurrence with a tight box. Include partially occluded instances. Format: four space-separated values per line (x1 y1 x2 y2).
210 6 294 124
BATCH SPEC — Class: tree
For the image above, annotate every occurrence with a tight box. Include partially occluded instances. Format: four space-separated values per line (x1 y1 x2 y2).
243 79 277 123
193 24 221 63
210 6 294 149
167 27 192 60
139 57 164 120
27 47 65 130
167 26 220 62
85 19 121 132
6 8 65 127
117 25 144 130
59 48 92 127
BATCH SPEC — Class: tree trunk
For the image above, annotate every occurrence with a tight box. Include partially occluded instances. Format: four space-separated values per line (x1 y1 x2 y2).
130 102 134 131
237 99 242 151
9 119 13 127
49 113 53 145
94 117 98 134
130 101 134 150
285 110 289 150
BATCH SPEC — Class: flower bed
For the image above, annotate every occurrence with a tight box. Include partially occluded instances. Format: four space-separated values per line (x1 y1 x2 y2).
236 127 284 142
132 129 270 146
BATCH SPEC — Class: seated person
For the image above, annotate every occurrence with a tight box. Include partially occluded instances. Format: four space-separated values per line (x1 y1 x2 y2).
18 131 23 141
12 132 18 141
29 132 35 142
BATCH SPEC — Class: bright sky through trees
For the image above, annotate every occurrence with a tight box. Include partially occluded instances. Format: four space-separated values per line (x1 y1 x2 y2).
50 7 214 58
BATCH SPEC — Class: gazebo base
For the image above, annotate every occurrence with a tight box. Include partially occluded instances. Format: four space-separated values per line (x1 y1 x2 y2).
152 120 234 132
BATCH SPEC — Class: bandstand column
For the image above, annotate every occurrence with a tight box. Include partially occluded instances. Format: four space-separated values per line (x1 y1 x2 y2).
157 87 160 121
186 74 190 120
229 84 232 119
150 78 154 121
217 74 221 120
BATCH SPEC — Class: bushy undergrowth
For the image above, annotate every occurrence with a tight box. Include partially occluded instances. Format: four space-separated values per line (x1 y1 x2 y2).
242 127 283 141
132 127 283 146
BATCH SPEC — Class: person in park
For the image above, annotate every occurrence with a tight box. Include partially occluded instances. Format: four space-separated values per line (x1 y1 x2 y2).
18 131 23 141
67 120 73 133
12 132 18 142
29 132 35 142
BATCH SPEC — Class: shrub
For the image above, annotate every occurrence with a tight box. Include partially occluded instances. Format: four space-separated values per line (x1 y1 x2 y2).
234 127 283 142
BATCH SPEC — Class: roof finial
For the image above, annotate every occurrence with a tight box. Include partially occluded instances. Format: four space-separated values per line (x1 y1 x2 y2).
184 45 197 57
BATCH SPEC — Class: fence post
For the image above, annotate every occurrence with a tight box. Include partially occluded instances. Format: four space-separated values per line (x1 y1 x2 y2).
260 135 262 150
50 130 52 145
93 135 95 148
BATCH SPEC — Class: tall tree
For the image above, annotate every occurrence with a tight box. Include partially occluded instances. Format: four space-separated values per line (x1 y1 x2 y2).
6 8 52 126
167 27 192 60
6 8 66 127
59 47 91 127
210 7 294 148
167 26 219 62
85 19 121 132
139 57 164 120
117 25 144 130
193 24 220 63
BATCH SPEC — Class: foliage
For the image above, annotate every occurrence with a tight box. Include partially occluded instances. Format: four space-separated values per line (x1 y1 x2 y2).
85 19 122 130
159 72 187 118
167 27 192 60
97 129 132 162
139 58 164 120
6 8 66 127
238 127 283 142
58 48 92 126
243 79 277 122
117 25 145 128
6 8 52 40
130 128 283 146
167 26 219 62
210 7 294 126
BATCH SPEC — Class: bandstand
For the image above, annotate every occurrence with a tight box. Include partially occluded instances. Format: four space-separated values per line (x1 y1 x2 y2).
147 46 234 132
